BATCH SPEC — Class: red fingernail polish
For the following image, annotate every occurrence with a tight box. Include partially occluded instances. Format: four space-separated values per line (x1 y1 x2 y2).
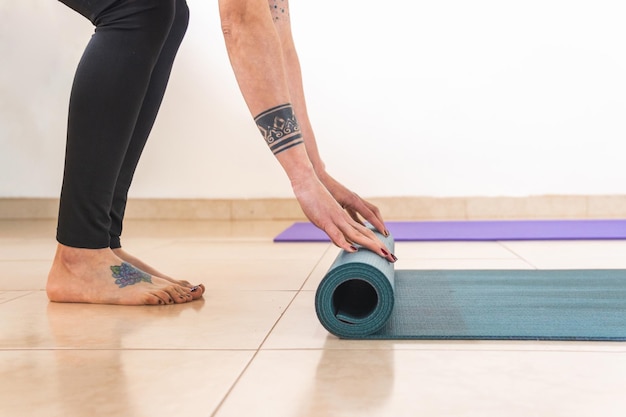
391 253 398 261
350 245 358 251
381 248 389 256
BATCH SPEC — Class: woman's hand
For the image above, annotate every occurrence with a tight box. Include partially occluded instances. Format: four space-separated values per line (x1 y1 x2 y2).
291 174 396 263
316 170 389 238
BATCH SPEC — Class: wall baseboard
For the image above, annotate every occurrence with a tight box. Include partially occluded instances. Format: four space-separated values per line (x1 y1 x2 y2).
1 195 625 221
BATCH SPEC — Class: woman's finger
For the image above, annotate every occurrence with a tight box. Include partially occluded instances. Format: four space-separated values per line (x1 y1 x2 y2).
338 219 396 262
344 197 388 237
346 207 365 226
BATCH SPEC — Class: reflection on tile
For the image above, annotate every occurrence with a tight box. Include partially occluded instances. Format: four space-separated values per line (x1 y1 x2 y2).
0 238 56 261
302 246 340 291
0 349 253 417
0 260 50 290
501 240 626 269
215 349 626 417
0 290 32 304
0 290 295 350
263 291 626 352
395 241 518 259
3 219 626 417
148 258 319 290
144 240 330 262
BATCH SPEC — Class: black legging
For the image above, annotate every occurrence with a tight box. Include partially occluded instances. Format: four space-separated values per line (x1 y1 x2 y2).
56 0 189 249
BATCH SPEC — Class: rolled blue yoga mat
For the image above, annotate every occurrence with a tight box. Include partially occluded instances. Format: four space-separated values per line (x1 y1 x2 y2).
315 232 397 338
315 231 626 340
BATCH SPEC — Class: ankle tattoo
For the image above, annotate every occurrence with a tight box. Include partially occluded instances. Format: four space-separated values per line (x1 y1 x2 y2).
254 103 304 155
110 262 152 288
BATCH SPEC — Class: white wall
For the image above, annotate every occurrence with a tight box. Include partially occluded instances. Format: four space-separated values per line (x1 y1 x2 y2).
1 0 626 199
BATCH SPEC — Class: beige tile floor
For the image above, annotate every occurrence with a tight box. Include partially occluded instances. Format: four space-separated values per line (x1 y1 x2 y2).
2 219 626 417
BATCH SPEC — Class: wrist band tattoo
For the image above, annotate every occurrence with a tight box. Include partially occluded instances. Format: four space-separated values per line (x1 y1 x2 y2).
254 103 304 155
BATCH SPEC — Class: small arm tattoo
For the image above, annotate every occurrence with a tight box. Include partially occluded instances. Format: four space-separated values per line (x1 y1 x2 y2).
269 0 288 21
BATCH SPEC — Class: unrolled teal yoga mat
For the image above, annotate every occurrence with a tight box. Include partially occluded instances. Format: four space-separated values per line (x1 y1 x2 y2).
315 232 626 340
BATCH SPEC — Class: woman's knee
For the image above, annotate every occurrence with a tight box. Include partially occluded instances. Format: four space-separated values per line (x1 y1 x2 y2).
94 0 178 41
171 0 190 37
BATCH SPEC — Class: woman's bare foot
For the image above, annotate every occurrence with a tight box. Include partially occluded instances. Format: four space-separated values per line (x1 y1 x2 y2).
112 248 205 299
47 244 197 305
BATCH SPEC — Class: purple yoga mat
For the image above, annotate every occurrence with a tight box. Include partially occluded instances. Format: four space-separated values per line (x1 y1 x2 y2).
273 219 626 242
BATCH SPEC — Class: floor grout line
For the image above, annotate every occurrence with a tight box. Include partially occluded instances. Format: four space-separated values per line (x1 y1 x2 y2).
210 245 335 416
496 241 540 270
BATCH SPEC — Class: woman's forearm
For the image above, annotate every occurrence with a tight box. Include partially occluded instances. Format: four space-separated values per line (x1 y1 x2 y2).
270 1 327 174
218 0 315 183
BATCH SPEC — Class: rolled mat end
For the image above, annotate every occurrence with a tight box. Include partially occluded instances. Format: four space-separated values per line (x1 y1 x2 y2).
315 231 396 338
